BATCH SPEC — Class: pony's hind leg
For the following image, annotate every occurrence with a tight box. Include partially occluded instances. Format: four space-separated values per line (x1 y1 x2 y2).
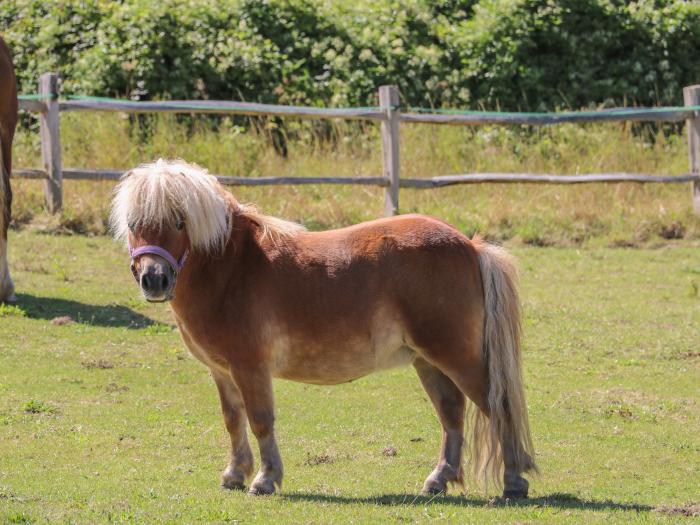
437 353 533 499
501 423 531 498
414 357 466 495
213 370 254 490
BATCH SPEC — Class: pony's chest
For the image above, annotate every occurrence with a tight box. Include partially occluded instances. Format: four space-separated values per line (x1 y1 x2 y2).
173 314 230 374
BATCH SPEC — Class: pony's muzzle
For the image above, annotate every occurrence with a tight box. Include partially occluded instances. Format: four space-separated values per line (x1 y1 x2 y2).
136 257 176 302
142 268 169 294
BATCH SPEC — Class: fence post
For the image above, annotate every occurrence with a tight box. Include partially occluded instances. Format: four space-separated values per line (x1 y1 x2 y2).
683 85 700 215
379 85 400 216
39 72 62 213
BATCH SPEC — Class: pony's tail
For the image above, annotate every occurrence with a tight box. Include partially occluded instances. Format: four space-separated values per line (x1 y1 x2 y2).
469 236 537 489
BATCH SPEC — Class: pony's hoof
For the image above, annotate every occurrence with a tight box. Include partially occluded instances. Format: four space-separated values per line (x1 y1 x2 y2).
0 288 16 304
247 484 275 496
0 273 15 304
503 475 528 499
221 465 249 491
502 488 528 499
221 479 246 491
248 475 277 496
421 465 461 496
420 480 447 496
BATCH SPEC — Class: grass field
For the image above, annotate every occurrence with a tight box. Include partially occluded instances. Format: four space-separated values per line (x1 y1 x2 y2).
0 230 698 524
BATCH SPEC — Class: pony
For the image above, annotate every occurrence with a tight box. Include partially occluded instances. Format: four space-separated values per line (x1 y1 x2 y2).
111 159 537 497
0 35 18 303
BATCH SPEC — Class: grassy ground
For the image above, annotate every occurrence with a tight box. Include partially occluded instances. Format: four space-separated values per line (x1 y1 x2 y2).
10 112 700 245
0 231 698 524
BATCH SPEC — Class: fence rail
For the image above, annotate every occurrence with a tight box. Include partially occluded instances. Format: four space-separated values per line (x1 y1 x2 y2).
14 73 700 215
13 167 699 187
400 108 697 126
58 98 388 121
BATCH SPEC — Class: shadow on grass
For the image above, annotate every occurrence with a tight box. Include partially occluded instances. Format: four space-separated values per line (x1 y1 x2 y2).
15 293 157 329
282 492 652 512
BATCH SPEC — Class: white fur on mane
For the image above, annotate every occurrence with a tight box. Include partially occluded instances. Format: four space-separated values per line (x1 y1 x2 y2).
110 159 304 252
111 159 231 252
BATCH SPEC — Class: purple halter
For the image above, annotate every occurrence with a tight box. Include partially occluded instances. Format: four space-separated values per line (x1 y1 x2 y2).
128 240 189 281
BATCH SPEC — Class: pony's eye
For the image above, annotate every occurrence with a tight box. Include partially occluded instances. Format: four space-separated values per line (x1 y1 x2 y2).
176 219 185 231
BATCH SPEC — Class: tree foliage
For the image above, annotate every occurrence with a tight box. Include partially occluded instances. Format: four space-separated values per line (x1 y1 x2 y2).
2 0 699 110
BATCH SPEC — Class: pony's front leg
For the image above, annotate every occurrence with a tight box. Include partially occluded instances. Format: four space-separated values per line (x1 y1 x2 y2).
212 370 254 490
231 365 283 495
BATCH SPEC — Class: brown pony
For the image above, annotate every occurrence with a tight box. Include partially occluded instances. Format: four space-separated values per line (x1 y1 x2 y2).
0 35 18 302
112 159 537 497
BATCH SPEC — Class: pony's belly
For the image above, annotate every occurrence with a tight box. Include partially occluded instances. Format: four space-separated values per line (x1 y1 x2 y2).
273 343 416 385
270 312 414 385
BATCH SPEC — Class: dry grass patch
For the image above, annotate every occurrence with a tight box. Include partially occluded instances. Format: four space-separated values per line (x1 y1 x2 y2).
10 113 700 245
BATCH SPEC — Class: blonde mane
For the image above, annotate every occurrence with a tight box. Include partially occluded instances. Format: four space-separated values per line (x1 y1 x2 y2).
111 159 231 252
111 159 304 252
235 202 306 243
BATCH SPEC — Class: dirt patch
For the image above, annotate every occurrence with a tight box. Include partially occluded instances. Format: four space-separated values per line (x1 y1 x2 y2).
51 315 74 325
654 503 699 517
382 446 397 457
521 235 556 247
304 453 333 466
604 403 635 419
658 222 686 240
81 359 115 370
607 239 640 248
105 382 129 393
675 352 700 360
0 486 17 499
587 387 695 423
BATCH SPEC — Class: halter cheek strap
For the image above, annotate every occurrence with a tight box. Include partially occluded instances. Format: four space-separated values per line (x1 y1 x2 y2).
128 240 189 281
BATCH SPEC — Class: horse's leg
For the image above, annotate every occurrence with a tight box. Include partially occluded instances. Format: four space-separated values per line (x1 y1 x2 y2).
501 429 530 498
430 353 530 498
0 237 14 303
413 357 466 495
212 370 254 490
0 139 14 303
230 366 282 495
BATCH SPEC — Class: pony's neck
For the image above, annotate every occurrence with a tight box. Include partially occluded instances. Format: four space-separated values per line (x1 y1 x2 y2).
169 207 260 315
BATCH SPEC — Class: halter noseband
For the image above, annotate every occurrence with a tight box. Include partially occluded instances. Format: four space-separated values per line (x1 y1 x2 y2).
128 240 189 281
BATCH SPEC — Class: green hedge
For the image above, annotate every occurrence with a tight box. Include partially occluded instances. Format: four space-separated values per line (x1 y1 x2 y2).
2 0 699 110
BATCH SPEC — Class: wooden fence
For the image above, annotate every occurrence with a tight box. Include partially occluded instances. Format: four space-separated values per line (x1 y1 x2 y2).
15 72 700 216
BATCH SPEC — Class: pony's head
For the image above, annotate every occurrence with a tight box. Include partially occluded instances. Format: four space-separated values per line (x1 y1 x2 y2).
110 159 231 302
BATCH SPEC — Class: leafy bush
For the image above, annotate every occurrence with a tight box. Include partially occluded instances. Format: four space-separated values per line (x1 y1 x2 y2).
1 0 699 110
450 0 700 110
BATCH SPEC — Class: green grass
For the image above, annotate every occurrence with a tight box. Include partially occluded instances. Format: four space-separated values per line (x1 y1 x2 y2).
10 112 700 245
0 231 698 523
